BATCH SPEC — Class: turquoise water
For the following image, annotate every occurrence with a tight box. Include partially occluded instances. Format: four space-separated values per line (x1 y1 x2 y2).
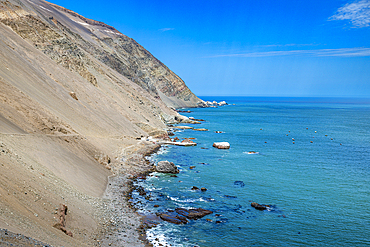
135 97 370 246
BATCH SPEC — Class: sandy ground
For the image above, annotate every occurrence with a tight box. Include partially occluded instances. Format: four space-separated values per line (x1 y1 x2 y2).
0 0 200 245
0 131 160 247
0 8 170 245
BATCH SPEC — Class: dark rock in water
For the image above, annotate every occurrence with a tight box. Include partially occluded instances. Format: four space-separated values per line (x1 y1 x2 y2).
191 186 199 190
175 208 213 220
137 187 146 196
224 195 237 198
200 187 207 192
251 202 268 211
189 166 196 170
158 208 213 224
141 214 162 228
230 204 244 214
234 181 245 187
158 213 188 224
137 174 147 180
167 131 175 136
170 175 178 177
155 161 179 174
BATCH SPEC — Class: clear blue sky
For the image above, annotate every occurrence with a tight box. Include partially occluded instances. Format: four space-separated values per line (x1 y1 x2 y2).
50 0 370 97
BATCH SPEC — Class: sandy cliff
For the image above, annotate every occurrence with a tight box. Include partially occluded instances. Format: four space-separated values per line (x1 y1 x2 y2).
0 0 202 245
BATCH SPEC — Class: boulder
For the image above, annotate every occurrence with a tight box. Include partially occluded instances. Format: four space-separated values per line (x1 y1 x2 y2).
174 115 201 124
234 181 245 187
213 142 230 149
251 202 267 211
175 208 213 220
224 195 237 198
158 213 188 224
155 161 179 174
69 92 78 100
182 139 195 144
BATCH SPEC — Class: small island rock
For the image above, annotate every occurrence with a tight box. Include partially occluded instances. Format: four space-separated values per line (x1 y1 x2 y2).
213 142 230 149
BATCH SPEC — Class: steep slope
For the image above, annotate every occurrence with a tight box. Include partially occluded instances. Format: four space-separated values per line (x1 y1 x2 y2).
0 0 203 246
1 0 204 109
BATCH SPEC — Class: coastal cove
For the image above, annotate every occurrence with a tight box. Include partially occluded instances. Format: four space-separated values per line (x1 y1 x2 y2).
132 96 370 247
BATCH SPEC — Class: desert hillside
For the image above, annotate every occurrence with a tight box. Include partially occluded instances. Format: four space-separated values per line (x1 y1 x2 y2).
0 0 203 246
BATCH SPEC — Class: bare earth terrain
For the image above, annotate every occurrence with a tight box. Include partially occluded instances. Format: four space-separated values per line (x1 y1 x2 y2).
0 0 203 245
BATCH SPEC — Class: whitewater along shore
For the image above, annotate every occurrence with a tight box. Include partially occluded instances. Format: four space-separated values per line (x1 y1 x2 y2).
99 141 162 247
100 136 201 246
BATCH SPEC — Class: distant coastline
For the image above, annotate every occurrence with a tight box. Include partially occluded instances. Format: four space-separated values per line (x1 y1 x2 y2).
200 96 370 104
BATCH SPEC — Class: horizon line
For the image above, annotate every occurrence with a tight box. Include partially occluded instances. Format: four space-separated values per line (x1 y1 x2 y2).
206 47 370 58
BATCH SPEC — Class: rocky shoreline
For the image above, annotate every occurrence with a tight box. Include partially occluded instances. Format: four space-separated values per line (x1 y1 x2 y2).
119 129 217 246
102 128 215 246
95 141 163 247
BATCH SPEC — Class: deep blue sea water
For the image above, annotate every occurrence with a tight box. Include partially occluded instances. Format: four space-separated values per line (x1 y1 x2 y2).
134 97 370 247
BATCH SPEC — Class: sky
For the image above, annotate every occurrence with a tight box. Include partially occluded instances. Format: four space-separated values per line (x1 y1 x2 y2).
49 0 370 97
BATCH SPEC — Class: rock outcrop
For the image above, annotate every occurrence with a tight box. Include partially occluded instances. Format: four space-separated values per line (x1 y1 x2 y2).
175 208 213 220
251 202 268 211
155 161 179 174
158 208 213 224
213 142 230 149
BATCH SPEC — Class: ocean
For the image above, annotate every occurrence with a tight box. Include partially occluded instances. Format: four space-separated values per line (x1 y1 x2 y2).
132 97 370 246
